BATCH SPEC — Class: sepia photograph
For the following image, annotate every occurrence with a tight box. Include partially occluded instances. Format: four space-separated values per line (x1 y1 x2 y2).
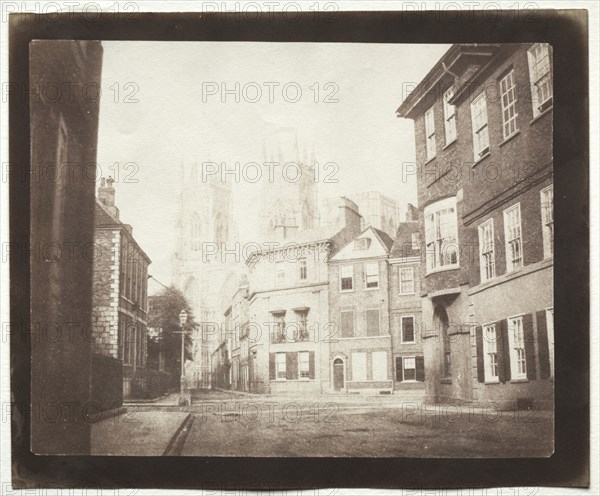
29 38 555 458
4 3 593 493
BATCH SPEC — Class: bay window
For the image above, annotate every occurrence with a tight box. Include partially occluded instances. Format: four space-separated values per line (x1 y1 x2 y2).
424 197 459 272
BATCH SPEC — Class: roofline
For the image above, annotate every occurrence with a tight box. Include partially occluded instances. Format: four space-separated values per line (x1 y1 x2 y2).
396 43 503 119
95 200 152 264
329 254 390 264
244 237 335 266
330 225 393 259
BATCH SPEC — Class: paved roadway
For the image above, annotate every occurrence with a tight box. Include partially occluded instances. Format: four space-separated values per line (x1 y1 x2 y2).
166 390 554 457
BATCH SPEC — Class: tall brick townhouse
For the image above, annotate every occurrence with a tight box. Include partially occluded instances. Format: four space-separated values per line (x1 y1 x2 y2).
328 212 425 395
328 226 396 394
388 211 425 396
397 43 553 409
93 177 152 399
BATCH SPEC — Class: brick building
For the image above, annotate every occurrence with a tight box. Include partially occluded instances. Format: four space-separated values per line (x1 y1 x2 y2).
396 43 553 408
328 226 395 394
93 177 152 399
388 218 425 394
245 198 362 394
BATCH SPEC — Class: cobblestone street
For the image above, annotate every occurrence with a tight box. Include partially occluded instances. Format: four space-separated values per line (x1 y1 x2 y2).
118 390 554 457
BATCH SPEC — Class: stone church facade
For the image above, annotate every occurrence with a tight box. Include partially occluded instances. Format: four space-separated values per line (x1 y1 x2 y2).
172 160 240 389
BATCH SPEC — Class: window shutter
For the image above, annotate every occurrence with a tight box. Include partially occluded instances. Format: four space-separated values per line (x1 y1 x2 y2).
415 356 425 382
395 357 403 382
475 326 485 383
498 319 511 382
536 310 551 379
293 352 299 379
269 353 275 380
285 353 293 380
523 313 537 380
308 351 315 379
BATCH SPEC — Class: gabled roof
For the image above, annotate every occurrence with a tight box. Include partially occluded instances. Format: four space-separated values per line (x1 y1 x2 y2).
95 200 119 226
373 228 395 251
389 221 420 259
331 225 393 262
94 199 152 263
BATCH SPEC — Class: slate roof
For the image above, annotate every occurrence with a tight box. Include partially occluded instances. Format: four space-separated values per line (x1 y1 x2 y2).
372 227 395 251
389 221 420 259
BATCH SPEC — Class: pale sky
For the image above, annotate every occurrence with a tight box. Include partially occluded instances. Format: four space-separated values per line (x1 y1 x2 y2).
96 42 450 291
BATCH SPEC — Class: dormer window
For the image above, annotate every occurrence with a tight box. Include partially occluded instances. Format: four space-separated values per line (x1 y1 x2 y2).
354 238 370 251
411 233 419 251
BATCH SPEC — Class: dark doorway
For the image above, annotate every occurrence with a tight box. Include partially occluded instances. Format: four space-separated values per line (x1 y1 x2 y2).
333 358 345 391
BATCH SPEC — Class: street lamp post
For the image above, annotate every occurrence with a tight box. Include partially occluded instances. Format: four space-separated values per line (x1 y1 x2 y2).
178 309 188 405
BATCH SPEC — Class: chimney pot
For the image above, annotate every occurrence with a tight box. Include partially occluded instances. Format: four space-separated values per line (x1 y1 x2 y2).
98 176 119 220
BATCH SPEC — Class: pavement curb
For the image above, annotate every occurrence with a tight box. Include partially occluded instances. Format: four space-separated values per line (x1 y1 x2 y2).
163 412 194 456
96 405 127 422
211 388 257 397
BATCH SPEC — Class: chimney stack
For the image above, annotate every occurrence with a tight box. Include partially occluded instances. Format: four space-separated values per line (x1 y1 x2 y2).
98 176 120 220
405 203 418 222
338 197 362 232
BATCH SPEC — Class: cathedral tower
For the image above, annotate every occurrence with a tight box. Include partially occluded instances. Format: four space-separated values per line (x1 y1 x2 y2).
172 159 240 388
259 133 320 240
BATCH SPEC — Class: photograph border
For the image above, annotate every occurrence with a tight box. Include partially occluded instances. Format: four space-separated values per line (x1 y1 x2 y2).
9 8 589 490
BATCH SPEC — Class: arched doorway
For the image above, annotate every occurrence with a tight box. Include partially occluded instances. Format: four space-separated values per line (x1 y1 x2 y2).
333 358 345 391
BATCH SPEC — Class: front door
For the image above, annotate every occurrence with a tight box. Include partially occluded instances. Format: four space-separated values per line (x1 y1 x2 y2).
333 359 344 391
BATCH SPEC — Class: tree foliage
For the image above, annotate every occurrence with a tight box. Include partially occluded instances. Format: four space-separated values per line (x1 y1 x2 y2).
147 286 197 378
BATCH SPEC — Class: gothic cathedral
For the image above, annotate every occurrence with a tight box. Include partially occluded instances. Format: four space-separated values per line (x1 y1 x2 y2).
172 160 239 388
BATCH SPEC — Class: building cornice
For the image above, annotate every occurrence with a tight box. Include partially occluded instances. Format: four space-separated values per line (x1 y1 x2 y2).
462 164 553 226
388 256 421 265
396 44 503 119
248 281 328 301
